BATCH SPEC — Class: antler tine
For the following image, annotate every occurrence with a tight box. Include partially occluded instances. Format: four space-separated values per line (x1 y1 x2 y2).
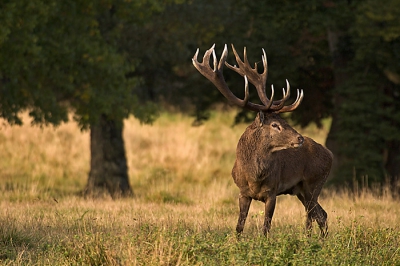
217 44 228 71
266 85 275 110
261 48 268 78
192 44 214 72
243 75 250 106
276 88 304 113
225 44 242 72
225 44 272 108
281 79 290 100
270 79 291 107
243 47 250 69
212 49 217 71
260 48 272 107
260 48 270 103
193 48 200 62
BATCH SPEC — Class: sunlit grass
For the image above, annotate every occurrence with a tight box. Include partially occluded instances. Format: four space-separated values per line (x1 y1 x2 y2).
0 110 399 265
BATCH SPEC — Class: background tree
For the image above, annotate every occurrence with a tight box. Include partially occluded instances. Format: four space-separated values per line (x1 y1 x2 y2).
329 0 400 191
86 0 239 195
0 0 235 197
0 0 158 198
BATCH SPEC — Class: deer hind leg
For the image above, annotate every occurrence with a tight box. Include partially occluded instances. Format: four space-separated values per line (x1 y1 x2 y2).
305 202 328 237
236 195 252 235
313 203 328 237
297 191 328 237
296 193 313 235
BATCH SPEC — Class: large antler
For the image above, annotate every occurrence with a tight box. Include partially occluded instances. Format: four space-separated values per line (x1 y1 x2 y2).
192 44 304 113
192 44 251 109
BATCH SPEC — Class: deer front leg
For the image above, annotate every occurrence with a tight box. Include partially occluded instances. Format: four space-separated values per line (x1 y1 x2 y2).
236 194 252 235
263 194 276 236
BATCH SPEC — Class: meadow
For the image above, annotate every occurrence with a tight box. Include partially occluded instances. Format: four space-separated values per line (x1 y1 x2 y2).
0 110 399 265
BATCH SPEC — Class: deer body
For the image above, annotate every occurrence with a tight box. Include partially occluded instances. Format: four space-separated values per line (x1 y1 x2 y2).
192 44 333 236
233 114 332 235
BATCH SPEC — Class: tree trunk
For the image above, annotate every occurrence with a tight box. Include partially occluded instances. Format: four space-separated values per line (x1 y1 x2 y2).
84 114 132 198
325 29 348 181
385 141 400 196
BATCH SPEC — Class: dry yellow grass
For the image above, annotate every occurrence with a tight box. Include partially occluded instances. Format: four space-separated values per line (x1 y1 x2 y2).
0 111 398 225
0 111 399 265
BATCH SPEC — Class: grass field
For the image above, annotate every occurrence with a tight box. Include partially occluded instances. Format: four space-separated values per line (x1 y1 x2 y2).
0 111 399 265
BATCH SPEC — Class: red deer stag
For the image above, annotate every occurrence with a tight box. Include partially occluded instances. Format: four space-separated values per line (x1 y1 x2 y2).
192 44 333 237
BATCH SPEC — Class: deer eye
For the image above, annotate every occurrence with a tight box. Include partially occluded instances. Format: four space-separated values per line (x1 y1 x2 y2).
271 122 281 131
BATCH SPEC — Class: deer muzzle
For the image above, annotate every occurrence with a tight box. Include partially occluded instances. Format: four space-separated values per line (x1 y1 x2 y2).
291 135 304 148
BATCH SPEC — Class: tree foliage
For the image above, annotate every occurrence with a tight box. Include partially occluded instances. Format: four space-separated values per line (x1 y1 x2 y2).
0 0 158 128
334 0 400 184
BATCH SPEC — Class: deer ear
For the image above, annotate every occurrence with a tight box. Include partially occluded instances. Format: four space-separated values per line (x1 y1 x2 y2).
252 113 261 129
256 111 265 127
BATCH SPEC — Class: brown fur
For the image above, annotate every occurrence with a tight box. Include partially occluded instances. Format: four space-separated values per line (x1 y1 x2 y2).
233 112 333 236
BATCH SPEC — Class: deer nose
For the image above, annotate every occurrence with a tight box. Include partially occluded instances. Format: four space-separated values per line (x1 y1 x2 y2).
298 135 304 144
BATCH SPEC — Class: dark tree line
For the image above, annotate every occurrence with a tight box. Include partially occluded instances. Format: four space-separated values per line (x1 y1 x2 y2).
1 0 399 196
